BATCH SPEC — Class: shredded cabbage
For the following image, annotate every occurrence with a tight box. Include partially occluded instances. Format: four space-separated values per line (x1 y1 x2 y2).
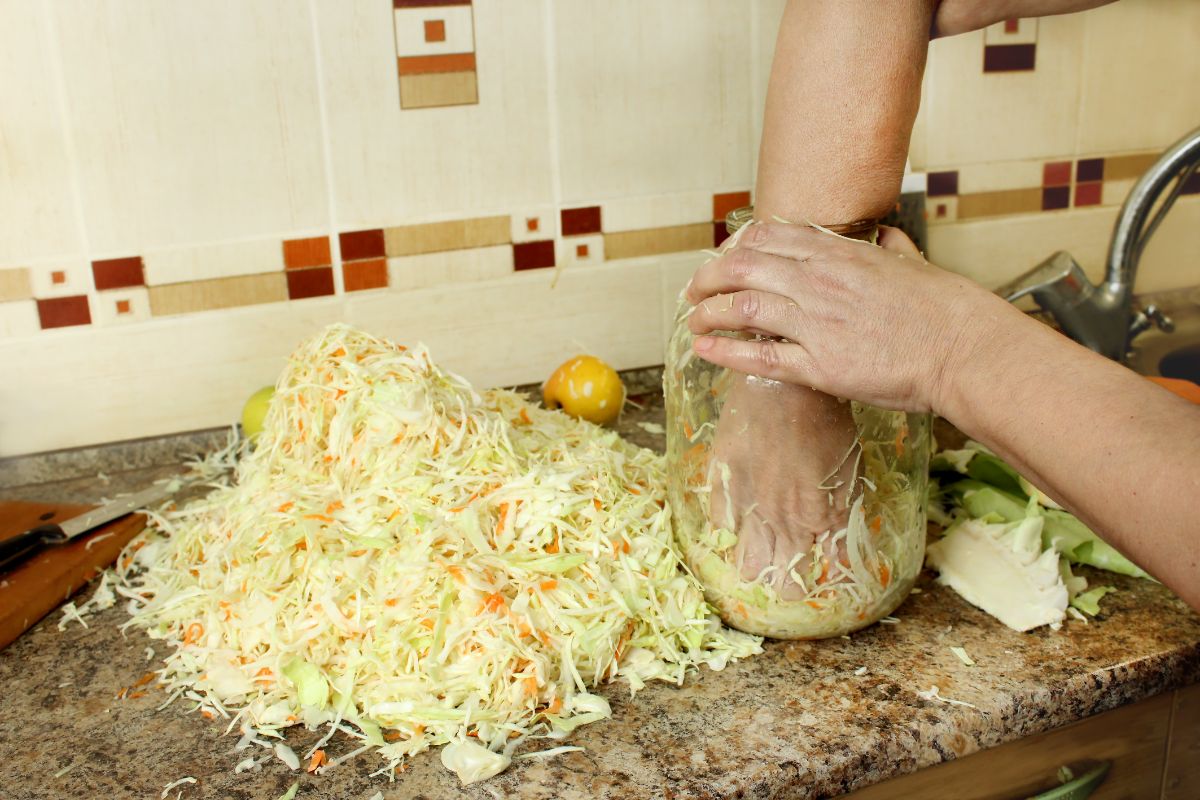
107 324 760 784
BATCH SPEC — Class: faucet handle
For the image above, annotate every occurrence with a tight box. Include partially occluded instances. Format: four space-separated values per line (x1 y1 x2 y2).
1130 304 1175 339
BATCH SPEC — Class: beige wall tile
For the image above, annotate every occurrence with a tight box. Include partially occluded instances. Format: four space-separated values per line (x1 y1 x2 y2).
0 268 32 302
143 239 285 286
29 262 90 299
926 196 959 225
1136 196 1200 293
55 1 328 253
1102 178 1137 207
93 287 150 326
600 191 713 234
914 14 1086 170
927 206 1120 289
957 188 1043 220
0 300 40 338
0 259 667 455
604 223 712 261
317 0 553 228
387 245 513 291
553 0 753 202
1077 0 1200 155
957 160 1045 194
0 1 83 264
384 216 511 257
148 273 287 317
398 71 478 109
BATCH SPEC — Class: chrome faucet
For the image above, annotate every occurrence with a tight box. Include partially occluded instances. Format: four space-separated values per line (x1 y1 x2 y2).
998 126 1200 362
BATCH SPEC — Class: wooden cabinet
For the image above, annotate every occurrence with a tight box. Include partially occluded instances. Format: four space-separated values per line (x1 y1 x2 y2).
842 685 1200 799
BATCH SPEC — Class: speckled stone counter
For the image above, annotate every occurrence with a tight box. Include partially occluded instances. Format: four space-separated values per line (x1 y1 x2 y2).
2 386 1198 800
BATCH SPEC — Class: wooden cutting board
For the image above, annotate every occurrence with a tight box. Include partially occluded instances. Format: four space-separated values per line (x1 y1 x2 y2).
0 500 147 650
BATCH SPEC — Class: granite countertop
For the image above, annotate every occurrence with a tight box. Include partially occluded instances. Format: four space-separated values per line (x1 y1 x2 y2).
2 381 1198 800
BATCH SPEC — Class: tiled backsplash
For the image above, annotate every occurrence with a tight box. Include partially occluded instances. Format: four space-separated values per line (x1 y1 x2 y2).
0 0 1197 456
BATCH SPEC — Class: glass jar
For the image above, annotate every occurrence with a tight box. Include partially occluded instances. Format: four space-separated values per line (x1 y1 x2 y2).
664 210 931 639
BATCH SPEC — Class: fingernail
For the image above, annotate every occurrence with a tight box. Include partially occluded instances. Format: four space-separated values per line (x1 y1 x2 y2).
693 336 714 353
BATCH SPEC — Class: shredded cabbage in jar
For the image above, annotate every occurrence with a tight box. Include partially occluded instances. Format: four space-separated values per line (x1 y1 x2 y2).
108 324 761 784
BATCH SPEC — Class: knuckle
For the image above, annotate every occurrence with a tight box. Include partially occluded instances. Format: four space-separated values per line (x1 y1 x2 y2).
736 291 761 321
726 246 758 280
755 340 782 372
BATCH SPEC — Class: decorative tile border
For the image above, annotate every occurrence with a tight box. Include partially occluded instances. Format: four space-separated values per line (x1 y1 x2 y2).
982 19 1038 73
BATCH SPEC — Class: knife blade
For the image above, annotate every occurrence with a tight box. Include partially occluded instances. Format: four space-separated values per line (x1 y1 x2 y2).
0 479 183 574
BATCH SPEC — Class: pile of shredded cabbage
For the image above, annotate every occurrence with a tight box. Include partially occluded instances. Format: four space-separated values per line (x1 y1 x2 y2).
107 324 761 784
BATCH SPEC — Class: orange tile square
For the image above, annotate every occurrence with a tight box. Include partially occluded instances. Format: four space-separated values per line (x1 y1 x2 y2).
576 243 589 258
424 19 446 43
115 299 131 314
51 270 66 285
526 217 539 232
712 191 751 223
343 257 388 292
283 237 332 270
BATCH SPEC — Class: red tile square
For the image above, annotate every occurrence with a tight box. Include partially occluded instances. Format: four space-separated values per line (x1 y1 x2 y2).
1074 182 1102 207
338 229 386 261
936 203 947 218
1004 18 1020 33
513 241 555 271
560 207 601 236
286 266 335 299
575 243 589 258
37 295 91 329
423 19 446 42
115 299 131 315
713 221 730 248
51 270 66 285
343 257 388 292
1042 186 1070 211
1043 161 1071 187
283 237 332 269
983 43 1036 72
91 256 144 290
713 191 751 222
526 217 539 232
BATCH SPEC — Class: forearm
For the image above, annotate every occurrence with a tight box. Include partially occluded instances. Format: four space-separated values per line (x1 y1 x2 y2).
941 295 1200 606
756 0 935 224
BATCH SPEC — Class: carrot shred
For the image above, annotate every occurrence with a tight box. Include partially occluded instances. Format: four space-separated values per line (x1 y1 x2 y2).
870 515 882 533
419 618 435 630
519 408 532 425
304 513 334 523
307 750 327 772
523 676 539 696
201 709 216 719
183 622 204 645
879 563 891 588
482 593 507 613
277 501 293 513
548 697 563 714
593 498 603 511
539 579 557 591
806 600 824 610
325 501 343 514
496 502 510 538
127 691 147 700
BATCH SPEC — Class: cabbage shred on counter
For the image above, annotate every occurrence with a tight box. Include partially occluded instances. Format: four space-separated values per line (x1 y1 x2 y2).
105 324 761 784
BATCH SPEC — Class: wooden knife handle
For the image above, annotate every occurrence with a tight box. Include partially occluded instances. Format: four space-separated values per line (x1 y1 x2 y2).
0 523 67 573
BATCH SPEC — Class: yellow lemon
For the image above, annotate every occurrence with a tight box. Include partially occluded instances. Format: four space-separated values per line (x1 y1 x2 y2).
241 385 275 439
542 356 625 425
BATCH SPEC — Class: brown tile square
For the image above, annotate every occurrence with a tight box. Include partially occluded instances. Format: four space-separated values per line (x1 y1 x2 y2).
713 221 730 248
936 203 947 218
1075 158 1104 183
560 206 602 236
712 191 751 223
51 270 66 285
1074 182 1102 207
1004 18 1019 33
958 188 1042 219
339 229 386 261
115 299 132 315
343 257 388 292
424 19 446 42
1043 161 1071 187
286 266 335 300
983 43 1036 72
283 236 332 269
1042 186 1070 211
36 295 91 329
513 240 555 271
92 256 144 290
575 243 589 258
0 267 32 302
397 53 476 76
526 217 540 233
926 171 959 197
1103 153 1159 182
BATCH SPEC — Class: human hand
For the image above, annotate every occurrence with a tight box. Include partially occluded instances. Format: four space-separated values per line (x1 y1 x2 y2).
931 0 1115 38
685 222 1013 416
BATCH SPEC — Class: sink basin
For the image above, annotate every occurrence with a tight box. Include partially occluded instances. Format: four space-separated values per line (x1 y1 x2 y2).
1128 290 1200 381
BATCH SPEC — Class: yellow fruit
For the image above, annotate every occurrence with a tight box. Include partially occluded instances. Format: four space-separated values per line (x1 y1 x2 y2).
542 356 625 425
241 385 275 439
